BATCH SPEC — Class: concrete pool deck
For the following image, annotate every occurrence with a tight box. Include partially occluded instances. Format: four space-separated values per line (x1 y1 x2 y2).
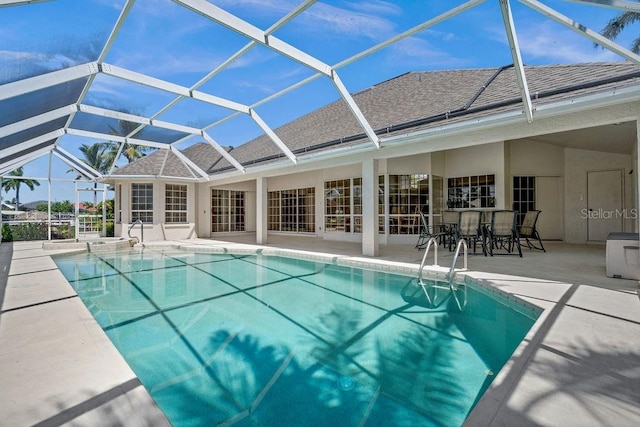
0 236 638 426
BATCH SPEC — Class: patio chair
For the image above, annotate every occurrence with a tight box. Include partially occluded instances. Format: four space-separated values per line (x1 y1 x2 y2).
415 210 431 250
415 211 448 250
440 210 460 250
487 210 522 257
518 210 546 252
456 210 486 255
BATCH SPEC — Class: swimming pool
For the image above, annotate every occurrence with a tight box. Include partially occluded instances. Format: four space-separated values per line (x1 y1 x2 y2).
53 246 538 426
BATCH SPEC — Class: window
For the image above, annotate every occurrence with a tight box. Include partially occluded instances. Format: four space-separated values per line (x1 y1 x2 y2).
388 174 429 234
324 177 385 234
447 174 495 209
378 175 385 233
352 178 362 233
211 189 245 232
165 184 187 223
131 183 153 223
325 179 352 232
268 187 315 232
513 176 535 226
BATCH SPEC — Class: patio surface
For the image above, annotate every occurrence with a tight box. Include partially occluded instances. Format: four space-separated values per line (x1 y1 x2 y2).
0 235 638 426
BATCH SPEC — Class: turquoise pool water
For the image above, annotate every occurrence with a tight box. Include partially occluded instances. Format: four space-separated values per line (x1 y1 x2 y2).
53 247 538 426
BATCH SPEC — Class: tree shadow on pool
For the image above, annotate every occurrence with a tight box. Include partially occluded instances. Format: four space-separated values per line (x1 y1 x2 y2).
157 300 476 426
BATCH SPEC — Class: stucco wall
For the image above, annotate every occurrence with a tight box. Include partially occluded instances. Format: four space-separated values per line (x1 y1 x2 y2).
115 180 197 242
634 129 639 233
509 139 564 177
444 142 506 209
564 148 633 243
387 153 431 174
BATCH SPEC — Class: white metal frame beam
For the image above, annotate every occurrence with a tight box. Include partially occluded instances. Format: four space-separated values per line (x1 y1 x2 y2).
173 0 380 148
0 129 62 159
330 71 380 148
78 104 202 135
6 0 640 181
100 63 250 113
175 0 331 75
0 146 52 175
65 0 137 173
205 0 485 132
521 0 640 65
0 0 50 7
78 104 246 173
101 63 303 162
65 128 168 149
53 146 102 180
134 0 317 151
0 105 75 139
249 109 297 163
169 146 209 179
0 62 99 102
201 132 245 173
500 0 534 122
562 0 640 12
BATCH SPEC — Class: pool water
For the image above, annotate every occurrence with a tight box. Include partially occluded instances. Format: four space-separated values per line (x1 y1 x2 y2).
53 247 538 426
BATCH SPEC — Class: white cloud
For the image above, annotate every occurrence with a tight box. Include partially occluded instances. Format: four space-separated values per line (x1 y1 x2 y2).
298 2 396 41
211 0 398 41
386 36 469 69
489 20 619 64
344 0 402 17
0 49 89 83
209 0 297 17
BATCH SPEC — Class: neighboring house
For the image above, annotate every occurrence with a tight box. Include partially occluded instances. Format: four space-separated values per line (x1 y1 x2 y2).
107 62 640 252
21 200 48 211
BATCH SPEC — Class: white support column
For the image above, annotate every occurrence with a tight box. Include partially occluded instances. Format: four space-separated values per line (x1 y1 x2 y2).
47 152 52 241
256 177 268 245
102 185 107 238
428 174 433 232
0 177 3 243
636 120 640 233
74 182 79 241
362 158 379 256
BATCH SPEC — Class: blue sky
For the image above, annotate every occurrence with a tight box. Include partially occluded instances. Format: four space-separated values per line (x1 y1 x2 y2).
1 0 635 203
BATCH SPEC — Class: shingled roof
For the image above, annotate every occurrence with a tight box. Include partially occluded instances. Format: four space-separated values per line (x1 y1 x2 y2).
111 62 640 178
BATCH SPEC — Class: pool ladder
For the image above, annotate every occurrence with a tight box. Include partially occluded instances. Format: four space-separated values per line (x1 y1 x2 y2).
417 237 439 285
128 219 144 244
447 239 468 310
417 237 467 310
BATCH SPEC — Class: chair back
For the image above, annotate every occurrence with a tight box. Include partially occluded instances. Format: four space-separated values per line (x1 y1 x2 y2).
491 210 516 237
458 211 481 236
419 210 429 232
441 210 459 224
520 210 541 237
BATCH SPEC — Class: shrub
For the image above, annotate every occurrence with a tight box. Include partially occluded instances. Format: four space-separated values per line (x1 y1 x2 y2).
1 224 13 242
106 220 114 237
5 222 48 241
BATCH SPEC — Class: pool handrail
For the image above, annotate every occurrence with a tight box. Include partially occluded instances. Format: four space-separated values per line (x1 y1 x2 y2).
448 239 468 310
128 219 144 243
418 237 439 285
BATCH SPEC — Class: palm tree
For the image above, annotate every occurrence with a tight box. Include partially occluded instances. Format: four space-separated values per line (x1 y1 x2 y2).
103 115 154 167
72 143 112 205
1 167 40 211
598 10 640 53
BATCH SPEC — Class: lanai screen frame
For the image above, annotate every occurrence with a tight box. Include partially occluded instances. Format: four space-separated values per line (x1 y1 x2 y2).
1 0 640 240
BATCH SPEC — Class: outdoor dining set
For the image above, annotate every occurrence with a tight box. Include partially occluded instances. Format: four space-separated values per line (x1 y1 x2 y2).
415 209 546 257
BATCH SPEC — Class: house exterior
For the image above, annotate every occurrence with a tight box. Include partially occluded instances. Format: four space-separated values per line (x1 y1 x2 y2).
107 62 640 255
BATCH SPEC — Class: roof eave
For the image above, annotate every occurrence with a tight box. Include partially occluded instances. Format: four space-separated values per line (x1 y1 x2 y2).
208 83 640 180
104 174 205 182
